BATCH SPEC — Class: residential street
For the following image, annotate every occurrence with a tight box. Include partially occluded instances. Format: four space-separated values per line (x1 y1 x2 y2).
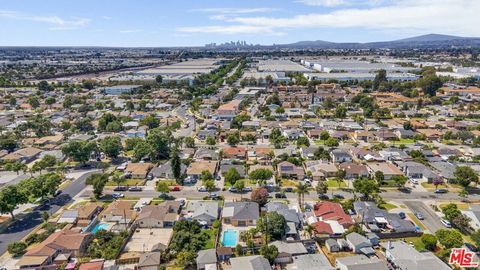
0 170 100 255
404 201 446 233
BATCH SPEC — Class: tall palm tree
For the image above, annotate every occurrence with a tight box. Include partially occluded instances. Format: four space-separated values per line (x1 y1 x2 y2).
295 182 310 208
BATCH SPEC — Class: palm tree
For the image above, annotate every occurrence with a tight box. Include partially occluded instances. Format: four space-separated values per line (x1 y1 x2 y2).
295 182 310 208
304 224 314 239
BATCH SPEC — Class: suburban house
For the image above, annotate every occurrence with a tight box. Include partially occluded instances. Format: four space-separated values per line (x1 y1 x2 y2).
345 232 375 255
313 201 354 229
196 249 218 270
222 202 259 227
220 164 246 178
216 100 241 120
338 162 369 179
137 252 161 270
366 162 405 180
336 255 388 270
222 147 247 160
186 161 218 181
353 201 416 233
186 201 219 226
1 147 42 163
101 201 137 231
270 241 308 264
229 255 271 270
136 201 181 228
382 241 451 270
330 149 353 163
125 162 154 179
150 160 187 179
76 203 103 227
277 161 305 180
265 202 301 228
289 253 335 270
304 160 337 180
17 229 92 269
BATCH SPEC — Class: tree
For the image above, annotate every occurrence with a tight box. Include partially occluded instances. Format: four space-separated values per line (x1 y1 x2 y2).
353 178 379 200
251 187 269 206
155 75 163 84
224 167 241 185
441 203 461 222
0 133 17 152
234 180 245 191
38 80 54 91
249 169 273 182
227 133 240 146
7 241 27 257
453 166 478 188
45 96 56 108
335 105 347 119
99 136 122 159
432 178 444 190
319 130 330 142
141 114 160 129
111 174 124 188
452 214 472 234
133 140 151 162
171 148 182 184
373 69 387 91
35 173 62 198
391 175 407 188
41 211 50 223
257 212 287 240
435 229 463 249
313 147 330 160
146 128 172 161
175 251 196 268
374 171 385 183
184 137 195 148
200 170 214 183
62 140 97 165
295 182 310 207
419 73 442 96
259 245 278 264
27 96 40 109
325 137 339 147
74 118 94 132
471 229 480 246
269 128 285 149
156 181 170 194
87 174 108 199
4 161 27 175
296 137 310 148
0 185 28 219
421 234 437 251
205 180 216 193
206 136 216 145
316 181 328 196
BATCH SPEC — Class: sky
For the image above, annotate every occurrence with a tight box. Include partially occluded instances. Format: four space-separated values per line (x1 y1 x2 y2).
0 0 479 47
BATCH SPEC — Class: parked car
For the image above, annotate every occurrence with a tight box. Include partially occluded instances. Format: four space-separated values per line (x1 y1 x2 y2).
242 187 252 192
228 187 238 193
414 212 424 220
129 186 142 192
114 186 128 191
441 219 452 228
170 186 181 192
112 193 125 199
146 174 153 180
284 187 293 192
54 190 62 197
464 242 478 252
399 212 406 219
209 193 219 199
333 194 344 199
434 189 448 194
123 172 132 179
198 186 207 192
318 194 329 200
275 193 287 199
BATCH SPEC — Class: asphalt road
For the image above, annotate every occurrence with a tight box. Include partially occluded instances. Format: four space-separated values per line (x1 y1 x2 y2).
0 170 100 255
172 106 195 138
404 201 445 233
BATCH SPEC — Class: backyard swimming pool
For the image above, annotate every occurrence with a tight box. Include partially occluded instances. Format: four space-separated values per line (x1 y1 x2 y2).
222 230 238 247
91 222 110 233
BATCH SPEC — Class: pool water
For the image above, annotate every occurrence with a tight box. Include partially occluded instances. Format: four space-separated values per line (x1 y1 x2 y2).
91 222 110 233
222 230 238 247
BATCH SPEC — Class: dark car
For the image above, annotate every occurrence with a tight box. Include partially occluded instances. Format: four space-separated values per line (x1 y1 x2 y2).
114 186 128 191
399 212 406 219
275 193 287 199
284 187 293 193
414 212 424 220
464 242 477 252
434 189 448 194
333 194 345 199
128 186 142 192
54 190 62 197
318 194 329 200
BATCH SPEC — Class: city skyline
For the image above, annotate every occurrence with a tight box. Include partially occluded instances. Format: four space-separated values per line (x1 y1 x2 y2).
0 0 479 47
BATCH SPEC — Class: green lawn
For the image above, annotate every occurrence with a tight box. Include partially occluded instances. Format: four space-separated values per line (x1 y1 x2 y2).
314 140 326 145
203 229 218 249
404 237 426 251
326 179 347 188
439 203 470 210
397 138 416 144
281 179 298 187
421 182 448 189
379 202 397 210
106 179 143 186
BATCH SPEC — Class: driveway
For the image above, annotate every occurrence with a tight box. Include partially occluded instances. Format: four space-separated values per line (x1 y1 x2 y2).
404 201 445 233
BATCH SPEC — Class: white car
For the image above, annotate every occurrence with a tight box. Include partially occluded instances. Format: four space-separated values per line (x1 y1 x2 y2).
198 186 207 192
112 193 125 199
441 219 452 228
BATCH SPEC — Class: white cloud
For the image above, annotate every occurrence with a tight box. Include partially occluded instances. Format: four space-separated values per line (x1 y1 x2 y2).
191 7 278 14
0 10 90 30
177 25 278 35
179 0 480 37
295 0 346 7
119 29 143 33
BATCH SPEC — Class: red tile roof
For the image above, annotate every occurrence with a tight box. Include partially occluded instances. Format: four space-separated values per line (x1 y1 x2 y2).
313 201 353 228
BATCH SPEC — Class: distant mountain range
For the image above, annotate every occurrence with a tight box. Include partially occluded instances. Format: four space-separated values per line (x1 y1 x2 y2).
272 34 480 49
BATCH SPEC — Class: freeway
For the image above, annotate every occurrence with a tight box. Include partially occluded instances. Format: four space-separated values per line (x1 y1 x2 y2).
0 170 100 255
